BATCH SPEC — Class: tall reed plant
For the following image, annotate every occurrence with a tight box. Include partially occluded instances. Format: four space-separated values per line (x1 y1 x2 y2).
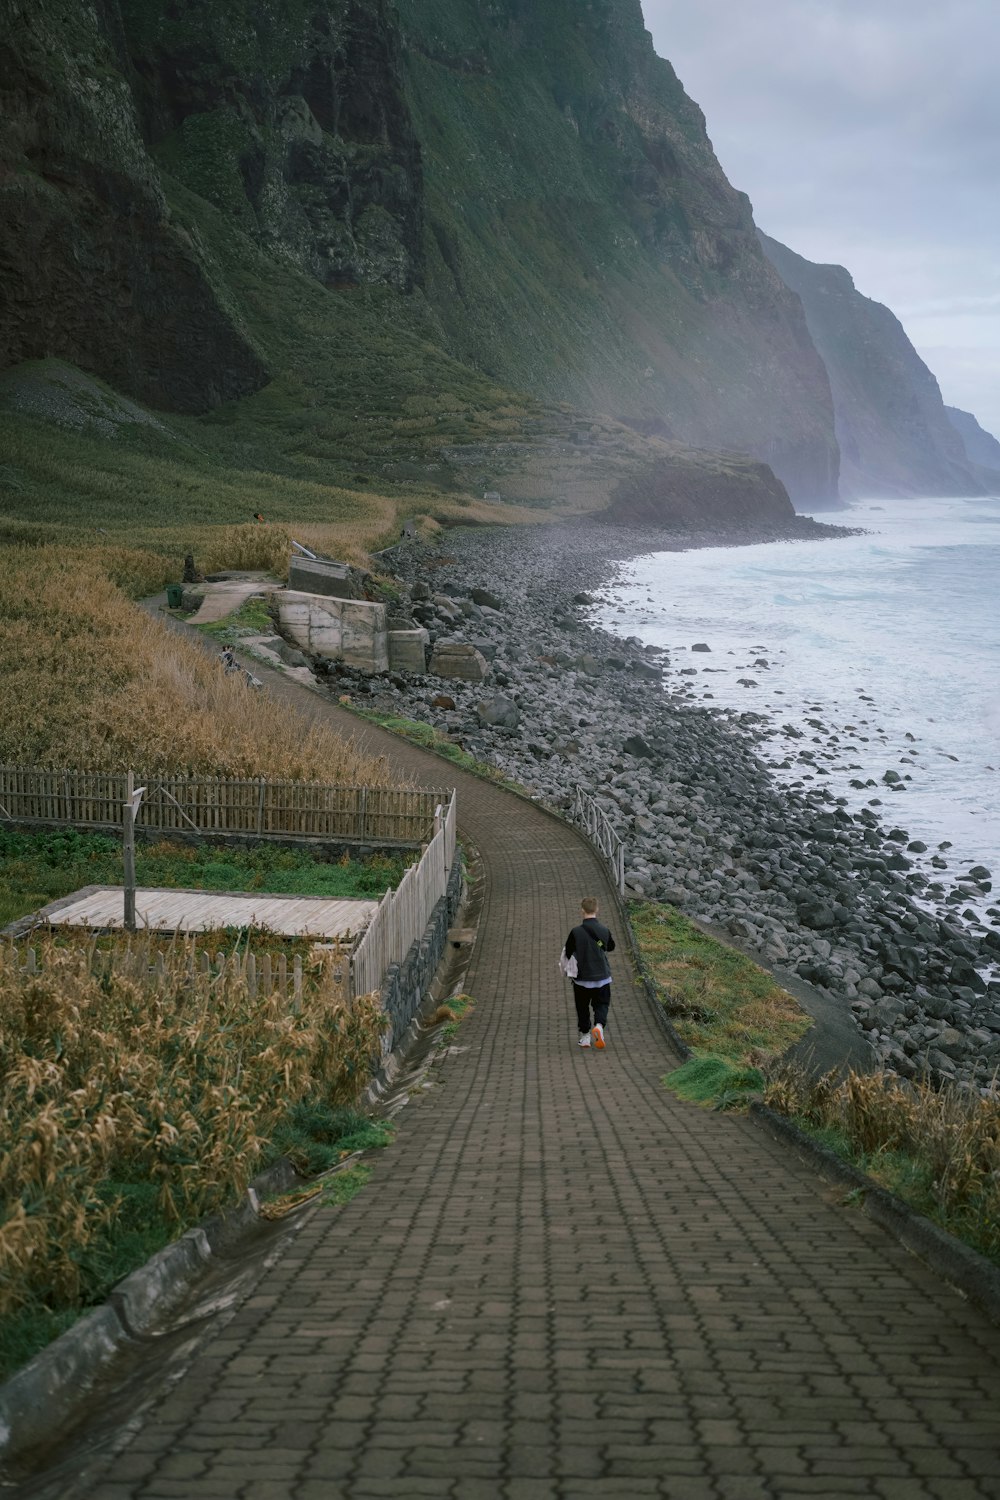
764 1062 1000 1262
0 937 384 1321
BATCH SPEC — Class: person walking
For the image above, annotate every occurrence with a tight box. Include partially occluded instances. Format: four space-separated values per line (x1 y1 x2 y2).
563 897 615 1049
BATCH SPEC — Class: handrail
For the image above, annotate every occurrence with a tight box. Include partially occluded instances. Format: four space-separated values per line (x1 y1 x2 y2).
570 785 626 896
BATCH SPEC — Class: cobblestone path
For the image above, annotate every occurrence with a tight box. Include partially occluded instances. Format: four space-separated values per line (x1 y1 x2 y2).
62 670 1000 1499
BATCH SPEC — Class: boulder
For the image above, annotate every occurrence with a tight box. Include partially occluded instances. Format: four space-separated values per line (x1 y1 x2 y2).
691 642 711 652
476 694 520 729
277 642 310 669
429 642 490 682
797 901 836 930
469 587 503 610
623 734 654 759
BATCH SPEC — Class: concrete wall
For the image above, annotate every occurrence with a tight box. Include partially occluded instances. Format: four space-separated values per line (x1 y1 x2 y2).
288 557 355 598
277 591 389 672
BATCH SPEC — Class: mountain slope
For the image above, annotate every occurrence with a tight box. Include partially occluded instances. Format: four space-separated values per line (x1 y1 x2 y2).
946 406 1000 481
393 0 839 507
1 0 827 528
760 232 983 500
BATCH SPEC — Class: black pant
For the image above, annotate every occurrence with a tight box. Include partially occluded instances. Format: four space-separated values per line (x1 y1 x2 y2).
573 982 610 1033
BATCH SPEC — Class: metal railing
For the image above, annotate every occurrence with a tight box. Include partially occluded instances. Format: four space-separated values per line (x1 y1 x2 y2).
571 785 626 896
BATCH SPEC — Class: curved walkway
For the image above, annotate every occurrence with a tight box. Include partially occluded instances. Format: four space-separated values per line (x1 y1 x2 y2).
56 657 1000 1498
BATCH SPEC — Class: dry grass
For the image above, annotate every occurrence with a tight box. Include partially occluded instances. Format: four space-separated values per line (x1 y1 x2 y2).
630 901 812 1065
0 935 384 1316
0 543 399 782
764 1062 1000 1261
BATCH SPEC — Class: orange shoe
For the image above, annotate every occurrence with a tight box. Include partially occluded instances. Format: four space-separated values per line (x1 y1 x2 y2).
591 1024 606 1049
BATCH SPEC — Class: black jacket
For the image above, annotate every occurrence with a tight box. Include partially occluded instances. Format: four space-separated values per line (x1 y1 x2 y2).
564 918 615 982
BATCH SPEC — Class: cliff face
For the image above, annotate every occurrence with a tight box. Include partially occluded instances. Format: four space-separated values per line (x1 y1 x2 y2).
760 233 983 500
393 0 840 508
946 407 1000 480
119 0 423 292
0 0 266 412
0 0 814 525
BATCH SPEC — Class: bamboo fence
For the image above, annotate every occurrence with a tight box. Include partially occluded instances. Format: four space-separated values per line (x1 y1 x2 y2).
4 939 345 1007
351 794 457 999
0 765 445 844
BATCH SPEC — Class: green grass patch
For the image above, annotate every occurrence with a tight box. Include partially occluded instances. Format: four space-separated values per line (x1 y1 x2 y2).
196 593 277 640
347 707 532 795
663 1056 766 1111
629 900 811 1111
438 991 475 1042
763 1063 1000 1266
631 900 812 1065
266 1101 394 1177
0 828 413 926
320 1163 373 1207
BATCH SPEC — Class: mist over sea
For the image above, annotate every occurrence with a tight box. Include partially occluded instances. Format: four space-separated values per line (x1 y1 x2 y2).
593 497 1000 912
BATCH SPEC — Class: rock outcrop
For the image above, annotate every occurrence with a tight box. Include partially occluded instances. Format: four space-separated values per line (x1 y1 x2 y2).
605 447 794 528
760 232 984 500
121 0 423 293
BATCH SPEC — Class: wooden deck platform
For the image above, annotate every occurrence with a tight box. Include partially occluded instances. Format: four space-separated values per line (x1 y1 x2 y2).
43 887 378 939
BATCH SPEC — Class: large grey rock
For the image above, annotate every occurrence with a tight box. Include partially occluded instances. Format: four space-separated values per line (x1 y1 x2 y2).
470 587 503 609
476 694 520 729
429 642 490 682
277 641 310 668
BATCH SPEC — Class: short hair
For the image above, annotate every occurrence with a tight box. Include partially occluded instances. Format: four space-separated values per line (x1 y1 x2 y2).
580 897 599 915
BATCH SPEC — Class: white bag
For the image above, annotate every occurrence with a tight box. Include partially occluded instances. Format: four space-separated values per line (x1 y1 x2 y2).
558 950 578 979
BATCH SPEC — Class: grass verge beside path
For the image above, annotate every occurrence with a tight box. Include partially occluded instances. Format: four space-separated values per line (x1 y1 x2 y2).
763 1062 1000 1266
0 829 414 929
629 900 811 1109
628 900 1000 1266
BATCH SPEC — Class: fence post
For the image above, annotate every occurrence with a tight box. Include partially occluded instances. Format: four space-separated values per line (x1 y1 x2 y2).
123 771 137 933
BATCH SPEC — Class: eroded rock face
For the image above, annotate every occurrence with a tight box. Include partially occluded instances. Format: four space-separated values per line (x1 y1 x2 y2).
121 0 422 293
0 3 266 412
397 0 840 506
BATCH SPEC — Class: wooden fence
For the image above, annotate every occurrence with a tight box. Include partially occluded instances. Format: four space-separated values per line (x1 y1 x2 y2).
3 939 354 1006
571 785 626 896
351 792 457 999
0 765 446 844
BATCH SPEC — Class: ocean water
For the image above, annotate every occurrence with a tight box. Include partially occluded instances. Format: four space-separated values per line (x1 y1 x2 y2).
592 497 1000 904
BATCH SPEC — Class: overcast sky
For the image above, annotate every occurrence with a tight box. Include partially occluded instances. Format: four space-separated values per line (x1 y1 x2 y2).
641 0 1000 437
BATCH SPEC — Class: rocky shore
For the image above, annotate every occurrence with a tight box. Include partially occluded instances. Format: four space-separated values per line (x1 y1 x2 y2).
311 517 1000 1093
